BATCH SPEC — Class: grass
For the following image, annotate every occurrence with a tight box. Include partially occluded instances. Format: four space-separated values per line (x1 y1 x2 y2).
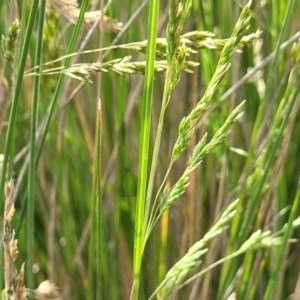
1 0 300 299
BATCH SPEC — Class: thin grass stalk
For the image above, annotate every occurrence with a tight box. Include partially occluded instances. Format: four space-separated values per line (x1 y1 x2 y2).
145 0 192 232
170 225 299 298
34 0 90 166
1 0 89 292
227 37 300 245
141 68 177 229
263 133 300 296
238 68 300 298
0 0 38 219
158 210 169 283
146 99 246 299
5 2 91 234
0 0 39 291
27 0 46 289
237 250 255 299
89 103 103 298
159 100 245 214
152 1 252 235
170 1 252 162
248 259 266 300
146 0 253 240
219 41 300 298
95 0 104 296
150 199 239 299
94 99 102 299
130 0 160 298
0 2 4 16
114 78 129 299
245 0 295 167
18 0 29 69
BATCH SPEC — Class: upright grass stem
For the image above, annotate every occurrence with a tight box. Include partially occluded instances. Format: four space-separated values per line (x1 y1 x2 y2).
0 0 39 291
146 0 252 241
35 0 90 165
131 0 160 298
150 199 239 299
91 99 102 299
263 45 300 297
246 0 295 167
145 0 192 234
27 0 46 289
1 0 89 292
0 0 39 222
263 181 300 299
218 38 300 300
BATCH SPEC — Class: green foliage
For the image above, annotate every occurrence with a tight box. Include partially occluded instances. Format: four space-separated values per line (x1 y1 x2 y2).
1 0 300 299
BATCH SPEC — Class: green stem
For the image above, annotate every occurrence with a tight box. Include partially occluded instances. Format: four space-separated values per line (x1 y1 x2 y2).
246 0 295 167
35 0 90 165
0 0 39 290
144 68 171 229
263 92 300 300
27 0 46 288
0 1 39 217
131 0 160 298
96 100 103 299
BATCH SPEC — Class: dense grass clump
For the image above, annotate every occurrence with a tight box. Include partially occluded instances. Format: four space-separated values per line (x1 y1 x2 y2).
1 0 300 299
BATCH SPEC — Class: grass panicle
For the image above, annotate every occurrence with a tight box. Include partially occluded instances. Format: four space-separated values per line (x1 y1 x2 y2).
153 199 239 299
172 1 253 161
219 36 300 300
145 0 193 221
124 30 261 58
24 31 260 77
176 221 300 296
1 19 20 65
25 56 199 81
161 101 245 212
167 0 192 61
233 38 300 247
154 215 300 300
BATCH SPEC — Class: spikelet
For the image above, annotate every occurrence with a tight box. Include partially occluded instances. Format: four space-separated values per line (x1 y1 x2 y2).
3 179 26 299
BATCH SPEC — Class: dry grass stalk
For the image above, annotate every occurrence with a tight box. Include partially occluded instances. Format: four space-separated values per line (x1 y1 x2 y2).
47 0 122 32
2 180 63 300
3 179 26 299
0 76 9 134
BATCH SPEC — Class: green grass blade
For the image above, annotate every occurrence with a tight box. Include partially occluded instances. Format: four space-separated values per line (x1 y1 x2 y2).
0 0 38 214
131 0 160 298
263 82 300 300
26 0 46 288
35 0 90 166
246 0 295 166
0 0 39 290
